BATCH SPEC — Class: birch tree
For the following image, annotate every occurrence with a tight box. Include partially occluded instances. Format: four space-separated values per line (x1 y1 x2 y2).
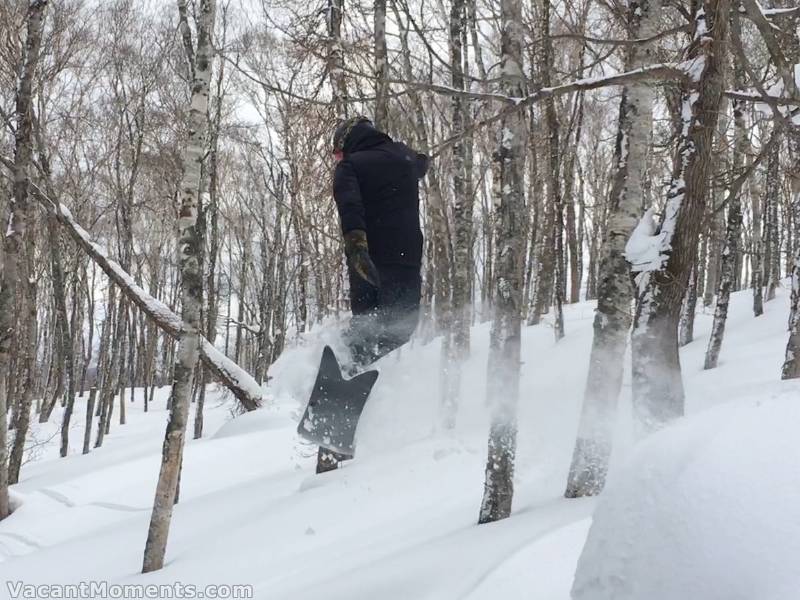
478 0 526 524
783 169 800 378
441 0 470 430
373 0 388 128
142 0 217 573
565 0 661 498
705 30 754 370
762 133 781 302
316 0 350 474
778 8 800 379
0 0 47 520
328 0 347 119
530 0 557 330
35 133 78 455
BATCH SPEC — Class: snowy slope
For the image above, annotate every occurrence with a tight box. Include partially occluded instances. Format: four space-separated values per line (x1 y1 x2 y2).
1 284 798 600
572 394 800 600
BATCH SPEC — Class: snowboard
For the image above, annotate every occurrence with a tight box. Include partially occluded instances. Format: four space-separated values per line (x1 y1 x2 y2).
297 346 379 456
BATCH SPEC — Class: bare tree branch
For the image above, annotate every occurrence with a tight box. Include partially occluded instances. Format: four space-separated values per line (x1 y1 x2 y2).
0 154 264 412
431 62 686 157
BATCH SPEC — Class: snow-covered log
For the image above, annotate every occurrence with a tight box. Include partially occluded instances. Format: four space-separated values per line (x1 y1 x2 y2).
20 180 264 414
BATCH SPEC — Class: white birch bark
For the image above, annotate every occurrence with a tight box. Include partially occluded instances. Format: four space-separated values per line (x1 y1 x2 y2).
779 9 800 378
752 175 765 316
373 0 388 128
328 0 347 119
530 1 557 329
441 0 470 430
565 0 661 498
142 0 216 573
317 0 349 474
478 0 525 524
782 171 800 378
762 134 781 302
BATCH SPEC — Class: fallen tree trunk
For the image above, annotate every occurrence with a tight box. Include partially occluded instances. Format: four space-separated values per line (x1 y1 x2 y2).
19 175 264 412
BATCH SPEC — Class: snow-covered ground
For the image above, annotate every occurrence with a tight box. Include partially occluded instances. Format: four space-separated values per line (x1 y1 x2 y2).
1 285 798 599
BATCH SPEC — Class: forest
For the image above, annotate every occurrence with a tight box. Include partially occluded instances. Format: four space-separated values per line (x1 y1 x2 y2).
0 0 798 588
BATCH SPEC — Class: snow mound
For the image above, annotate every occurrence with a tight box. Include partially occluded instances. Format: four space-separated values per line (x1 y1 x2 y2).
571 394 800 600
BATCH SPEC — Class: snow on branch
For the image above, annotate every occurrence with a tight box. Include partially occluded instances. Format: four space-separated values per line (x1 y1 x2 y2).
0 157 266 412
760 6 800 18
740 0 799 99
725 90 800 107
729 18 800 130
431 63 686 157
551 24 690 47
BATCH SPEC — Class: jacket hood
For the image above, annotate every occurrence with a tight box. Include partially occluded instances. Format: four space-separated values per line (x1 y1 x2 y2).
342 121 392 154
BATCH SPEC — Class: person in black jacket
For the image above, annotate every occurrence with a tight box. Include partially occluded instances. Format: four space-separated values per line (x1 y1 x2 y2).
331 116 429 370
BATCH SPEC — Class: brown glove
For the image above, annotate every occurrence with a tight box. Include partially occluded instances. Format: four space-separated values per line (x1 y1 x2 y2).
344 230 380 288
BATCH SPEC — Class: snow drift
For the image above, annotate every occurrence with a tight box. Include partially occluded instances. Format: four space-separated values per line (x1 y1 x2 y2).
572 394 800 600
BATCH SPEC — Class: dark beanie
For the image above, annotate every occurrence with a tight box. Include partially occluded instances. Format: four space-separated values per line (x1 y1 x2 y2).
333 116 373 152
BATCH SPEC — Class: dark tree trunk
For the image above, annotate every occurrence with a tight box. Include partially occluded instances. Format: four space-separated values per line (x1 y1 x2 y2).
630 0 729 435
704 53 751 370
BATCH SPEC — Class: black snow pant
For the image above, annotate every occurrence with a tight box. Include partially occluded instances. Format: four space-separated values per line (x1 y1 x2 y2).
318 263 420 470
344 263 421 371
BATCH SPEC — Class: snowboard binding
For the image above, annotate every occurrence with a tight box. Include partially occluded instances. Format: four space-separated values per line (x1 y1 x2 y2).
297 346 379 456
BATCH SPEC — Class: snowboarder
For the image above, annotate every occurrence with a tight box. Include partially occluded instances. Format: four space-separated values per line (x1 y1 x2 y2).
333 116 428 370
299 116 429 473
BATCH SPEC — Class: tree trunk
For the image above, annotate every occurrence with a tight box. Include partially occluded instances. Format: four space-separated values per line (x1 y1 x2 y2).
531 1 558 330
96 297 126 447
703 183 725 308
234 245 247 364
195 23 227 437
82 387 97 455
373 0 389 128
782 169 800 379
0 0 47 519
630 0 729 436
441 0 470 430
565 114 583 306
678 263 698 346
478 0 525 525
778 7 800 377
564 0 660 498
35 136 78 452
316 0 350 474
80 266 95 396
763 131 781 302
9 259 37 485
142 0 216 573
752 161 765 316
328 0 347 119
704 47 749 370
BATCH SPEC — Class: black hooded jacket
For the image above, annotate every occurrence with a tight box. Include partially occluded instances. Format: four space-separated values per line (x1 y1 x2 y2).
333 122 428 267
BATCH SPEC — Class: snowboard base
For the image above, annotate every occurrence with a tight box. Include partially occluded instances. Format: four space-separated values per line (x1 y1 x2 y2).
297 346 379 455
